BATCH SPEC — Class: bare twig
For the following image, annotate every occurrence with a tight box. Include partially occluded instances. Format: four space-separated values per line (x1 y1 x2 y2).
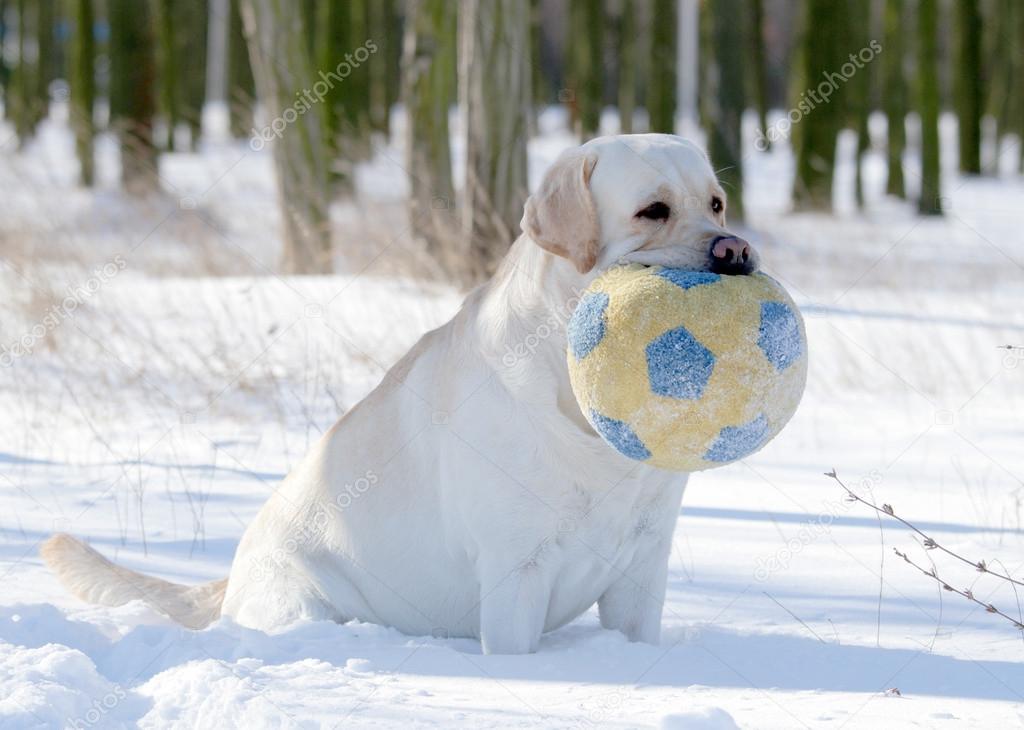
991 558 1024 646
826 470 1024 588
893 548 1024 631
911 536 943 651
762 591 827 644
866 481 885 647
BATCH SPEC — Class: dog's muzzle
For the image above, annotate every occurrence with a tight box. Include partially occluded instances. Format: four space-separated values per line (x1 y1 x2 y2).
709 235 755 275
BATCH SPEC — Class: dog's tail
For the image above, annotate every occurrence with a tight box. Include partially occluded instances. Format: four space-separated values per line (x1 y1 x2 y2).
41 533 227 630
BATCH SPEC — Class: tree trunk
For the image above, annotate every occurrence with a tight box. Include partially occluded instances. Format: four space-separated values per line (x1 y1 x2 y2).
883 0 905 198
793 0 843 211
529 0 544 132
677 0 699 133
11 0 36 145
749 0 769 149
570 0 603 140
955 0 982 174
241 0 332 273
367 0 393 135
70 0 95 186
155 0 179 149
617 0 636 134
0 0 10 98
228 0 255 139
917 0 942 215
340 0 372 161
403 0 456 258
1015 0 1024 174
705 0 745 220
384 0 401 131
648 0 676 133
315 0 346 166
984 0 1017 174
850 0 872 210
1019 0 1024 173
109 0 158 193
155 1 208 151
206 0 229 111
36 0 54 122
180 0 209 149
459 0 530 281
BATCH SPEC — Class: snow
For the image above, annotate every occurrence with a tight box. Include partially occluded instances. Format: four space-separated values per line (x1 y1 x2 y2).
1 103 1023 728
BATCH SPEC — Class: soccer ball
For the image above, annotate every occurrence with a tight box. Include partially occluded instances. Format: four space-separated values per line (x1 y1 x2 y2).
567 264 807 472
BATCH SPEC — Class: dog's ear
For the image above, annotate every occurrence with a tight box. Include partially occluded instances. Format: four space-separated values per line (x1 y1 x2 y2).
521 149 600 274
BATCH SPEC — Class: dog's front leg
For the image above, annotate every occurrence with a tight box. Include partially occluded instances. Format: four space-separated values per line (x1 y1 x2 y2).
477 555 554 654
597 531 673 644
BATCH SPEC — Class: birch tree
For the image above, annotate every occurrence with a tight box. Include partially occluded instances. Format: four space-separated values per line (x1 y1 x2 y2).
569 0 603 140
341 1 372 161
155 0 207 150
1019 1 1024 173
315 0 347 164
0 1 9 98
459 0 531 280
985 0 1016 166
883 0 905 198
617 0 636 134
850 0 872 210
205 0 229 118
955 0 982 174
36 0 54 117
154 0 179 149
110 0 158 193
749 0 769 149
11 0 37 145
793 0 844 211
648 0 676 133
180 1 208 149
917 0 942 215
228 0 255 138
241 0 332 273
70 0 95 185
403 0 456 258
705 0 745 220
367 0 394 135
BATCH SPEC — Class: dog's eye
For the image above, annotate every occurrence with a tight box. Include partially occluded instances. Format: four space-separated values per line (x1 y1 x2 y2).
710 197 723 214
635 202 670 221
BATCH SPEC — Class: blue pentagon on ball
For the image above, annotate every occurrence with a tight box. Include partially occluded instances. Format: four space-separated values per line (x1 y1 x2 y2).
566 264 808 471
567 291 609 360
656 269 721 290
704 414 770 462
589 411 651 461
758 301 803 371
645 326 715 400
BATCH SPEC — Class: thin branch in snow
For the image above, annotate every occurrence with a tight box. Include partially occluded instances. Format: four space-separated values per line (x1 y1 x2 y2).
893 548 1024 631
826 470 1024 588
865 480 885 647
762 591 827 644
911 535 943 652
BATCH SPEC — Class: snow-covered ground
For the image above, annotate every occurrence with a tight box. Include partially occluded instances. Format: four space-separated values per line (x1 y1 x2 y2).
1 105 1023 728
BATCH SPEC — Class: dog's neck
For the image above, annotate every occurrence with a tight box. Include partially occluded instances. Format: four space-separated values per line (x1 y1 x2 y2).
465 236 593 428
477 234 586 356
466 235 669 486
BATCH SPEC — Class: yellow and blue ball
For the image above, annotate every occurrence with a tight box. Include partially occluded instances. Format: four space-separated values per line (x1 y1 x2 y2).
567 265 807 472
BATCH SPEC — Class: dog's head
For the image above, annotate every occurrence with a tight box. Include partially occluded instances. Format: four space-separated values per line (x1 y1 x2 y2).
521 134 757 277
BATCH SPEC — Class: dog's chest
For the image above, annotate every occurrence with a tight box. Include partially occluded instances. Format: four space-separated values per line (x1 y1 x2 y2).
542 477 679 625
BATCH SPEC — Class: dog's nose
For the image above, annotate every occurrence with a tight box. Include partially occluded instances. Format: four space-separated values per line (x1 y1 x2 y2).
709 235 753 275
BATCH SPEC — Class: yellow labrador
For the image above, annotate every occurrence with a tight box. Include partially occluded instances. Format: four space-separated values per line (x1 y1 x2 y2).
43 134 756 654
